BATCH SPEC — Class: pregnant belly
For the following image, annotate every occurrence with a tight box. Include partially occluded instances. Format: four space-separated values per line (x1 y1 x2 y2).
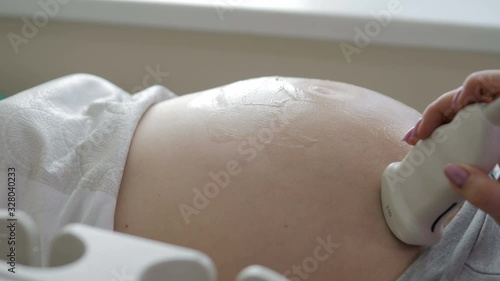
114 77 425 281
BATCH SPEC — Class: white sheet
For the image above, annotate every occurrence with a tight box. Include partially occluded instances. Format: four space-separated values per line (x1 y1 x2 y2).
0 74 176 265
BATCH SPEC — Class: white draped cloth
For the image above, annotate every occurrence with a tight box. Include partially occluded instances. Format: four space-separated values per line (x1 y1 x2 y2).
0 74 176 265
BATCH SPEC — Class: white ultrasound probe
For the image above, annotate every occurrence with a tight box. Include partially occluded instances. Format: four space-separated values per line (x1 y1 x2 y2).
381 97 500 246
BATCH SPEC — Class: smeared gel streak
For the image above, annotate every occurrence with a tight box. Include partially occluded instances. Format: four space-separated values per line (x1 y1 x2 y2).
187 79 320 148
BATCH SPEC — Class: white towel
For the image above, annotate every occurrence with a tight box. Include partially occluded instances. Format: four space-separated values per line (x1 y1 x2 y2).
0 74 175 265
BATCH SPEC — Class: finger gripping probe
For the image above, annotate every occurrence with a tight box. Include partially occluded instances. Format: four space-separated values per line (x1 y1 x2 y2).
381 98 500 246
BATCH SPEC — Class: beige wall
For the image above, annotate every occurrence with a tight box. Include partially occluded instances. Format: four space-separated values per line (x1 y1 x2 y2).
1 17 499 112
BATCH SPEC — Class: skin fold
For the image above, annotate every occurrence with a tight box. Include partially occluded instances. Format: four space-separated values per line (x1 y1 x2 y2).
114 77 432 280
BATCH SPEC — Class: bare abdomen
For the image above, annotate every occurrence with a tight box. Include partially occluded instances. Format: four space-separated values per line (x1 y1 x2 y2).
114 77 424 281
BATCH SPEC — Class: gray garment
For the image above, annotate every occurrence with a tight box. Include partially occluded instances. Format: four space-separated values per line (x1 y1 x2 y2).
397 168 500 280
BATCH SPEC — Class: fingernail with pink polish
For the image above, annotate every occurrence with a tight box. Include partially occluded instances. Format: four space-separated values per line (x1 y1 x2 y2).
444 164 469 188
402 128 413 141
452 90 462 109
411 119 422 138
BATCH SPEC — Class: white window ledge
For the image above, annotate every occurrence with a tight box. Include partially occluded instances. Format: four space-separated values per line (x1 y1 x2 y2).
1 0 500 54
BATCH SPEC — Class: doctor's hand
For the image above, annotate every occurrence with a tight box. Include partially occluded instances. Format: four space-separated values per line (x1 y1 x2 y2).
403 70 500 224
403 70 500 145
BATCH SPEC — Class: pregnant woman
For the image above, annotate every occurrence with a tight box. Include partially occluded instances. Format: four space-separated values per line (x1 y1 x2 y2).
1 74 497 281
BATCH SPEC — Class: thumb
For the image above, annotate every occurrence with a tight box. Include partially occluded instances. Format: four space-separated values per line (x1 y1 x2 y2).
444 163 500 224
